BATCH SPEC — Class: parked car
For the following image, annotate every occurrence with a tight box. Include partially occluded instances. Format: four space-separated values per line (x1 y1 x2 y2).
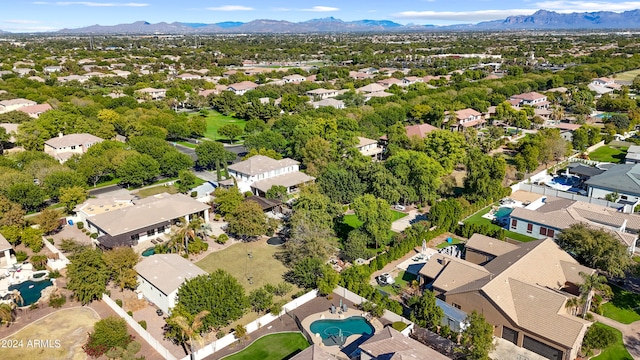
394 204 406 211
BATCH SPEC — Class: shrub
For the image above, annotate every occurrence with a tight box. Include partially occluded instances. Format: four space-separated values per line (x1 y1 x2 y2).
582 324 617 352
83 317 132 358
49 293 66 308
76 222 84 230
216 331 226 339
15 251 28 263
48 238 54 244
127 311 133 317
216 234 228 244
29 303 39 310
30 254 48 271
292 290 307 299
90 233 98 239
138 320 147 330
190 191 198 198
243 191 253 197
392 321 408 332
49 270 62 278
115 299 123 308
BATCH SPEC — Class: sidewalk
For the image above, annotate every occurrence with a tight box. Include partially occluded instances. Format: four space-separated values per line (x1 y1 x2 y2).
591 313 640 359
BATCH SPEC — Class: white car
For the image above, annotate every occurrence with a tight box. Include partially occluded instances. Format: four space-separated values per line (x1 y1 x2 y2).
377 273 395 285
395 204 406 211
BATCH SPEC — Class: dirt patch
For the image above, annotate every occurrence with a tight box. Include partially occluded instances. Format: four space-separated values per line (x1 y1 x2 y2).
0 307 99 360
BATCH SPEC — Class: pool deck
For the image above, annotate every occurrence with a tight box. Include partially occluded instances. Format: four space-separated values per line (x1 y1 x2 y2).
300 308 383 358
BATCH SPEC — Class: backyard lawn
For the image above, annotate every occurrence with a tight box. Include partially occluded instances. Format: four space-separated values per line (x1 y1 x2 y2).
591 323 633 360
614 69 640 82
191 111 246 142
196 239 290 293
464 205 537 243
601 285 640 324
588 145 628 163
222 332 309 360
436 237 463 249
339 210 407 240
2 307 100 360
377 270 417 295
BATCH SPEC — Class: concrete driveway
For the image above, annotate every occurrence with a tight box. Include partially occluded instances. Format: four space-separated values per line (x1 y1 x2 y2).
391 210 428 233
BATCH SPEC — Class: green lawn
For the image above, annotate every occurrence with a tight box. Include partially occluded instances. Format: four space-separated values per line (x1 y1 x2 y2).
614 69 640 82
196 240 292 293
464 205 537 243
377 270 417 295
191 110 246 142
436 238 462 249
222 332 309 360
591 323 633 360
601 285 640 324
589 146 628 164
339 210 407 240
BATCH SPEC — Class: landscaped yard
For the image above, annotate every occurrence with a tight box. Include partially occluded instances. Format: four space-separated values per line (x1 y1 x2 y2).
133 178 206 198
464 205 537 243
588 145 628 163
339 210 407 240
377 270 417 295
614 69 640 82
601 285 640 324
591 323 633 360
1 307 100 360
196 239 290 293
436 237 463 249
222 332 309 360
191 111 246 142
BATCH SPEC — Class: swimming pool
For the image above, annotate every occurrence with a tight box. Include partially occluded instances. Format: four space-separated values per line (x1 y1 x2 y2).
8 279 53 306
494 207 513 218
141 247 155 257
309 316 374 346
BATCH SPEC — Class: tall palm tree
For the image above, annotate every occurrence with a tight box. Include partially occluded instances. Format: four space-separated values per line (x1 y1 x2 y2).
9 290 23 307
579 272 610 319
0 303 15 326
564 297 580 316
172 310 209 360
169 217 199 255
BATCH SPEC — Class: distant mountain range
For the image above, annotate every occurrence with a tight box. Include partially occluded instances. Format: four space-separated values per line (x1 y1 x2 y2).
3 9 640 34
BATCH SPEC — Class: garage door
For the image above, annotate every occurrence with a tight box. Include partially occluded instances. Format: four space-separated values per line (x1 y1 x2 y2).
523 335 563 360
502 326 518 344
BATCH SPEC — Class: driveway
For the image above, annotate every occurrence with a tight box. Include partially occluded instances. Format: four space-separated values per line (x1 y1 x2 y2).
391 210 428 233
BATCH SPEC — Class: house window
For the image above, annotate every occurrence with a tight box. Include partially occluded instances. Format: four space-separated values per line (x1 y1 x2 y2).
540 227 547 236
71 145 76 150
527 223 533 234
147 229 155 237
131 234 140 241
157 226 165 233
547 229 555 238
511 219 517 229
453 303 461 310
621 195 628 200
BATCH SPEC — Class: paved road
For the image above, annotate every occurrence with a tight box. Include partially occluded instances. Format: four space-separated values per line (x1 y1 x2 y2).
88 184 127 197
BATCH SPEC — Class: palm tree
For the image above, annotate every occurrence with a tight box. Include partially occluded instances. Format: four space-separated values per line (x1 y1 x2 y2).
9 290 23 307
564 297 580 316
0 303 15 326
579 272 610 318
169 217 199 255
234 324 247 344
172 310 209 360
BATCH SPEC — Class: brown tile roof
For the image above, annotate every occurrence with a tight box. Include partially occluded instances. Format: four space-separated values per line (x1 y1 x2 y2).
16 103 52 115
359 327 450 360
405 124 438 138
465 233 520 257
455 108 482 120
511 91 546 101
289 344 336 360
419 254 491 292
44 133 103 149
228 81 258 91
356 83 386 93
135 254 206 295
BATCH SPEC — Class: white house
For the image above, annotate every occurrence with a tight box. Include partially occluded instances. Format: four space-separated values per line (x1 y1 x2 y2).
448 108 485 131
135 254 206 314
312 98 345 109
224 155 315 195
510 92 549 109
356 137 383 160
282 74 306 83
136 88 167 100
305 88 341 100
227 81 259 95
44 133 104 163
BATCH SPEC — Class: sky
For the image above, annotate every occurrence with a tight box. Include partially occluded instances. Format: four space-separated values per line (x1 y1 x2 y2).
3 0 640 32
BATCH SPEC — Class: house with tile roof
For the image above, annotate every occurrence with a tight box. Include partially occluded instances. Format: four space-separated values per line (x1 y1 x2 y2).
510 92 550 109
222 155 315 195
380 123 439 143
227 81 259 95
44 133 104 163
509 196 639 253
419 235 594 360
0 98 37 113
359 327 451 360
16 103 52 118
446 108 486 131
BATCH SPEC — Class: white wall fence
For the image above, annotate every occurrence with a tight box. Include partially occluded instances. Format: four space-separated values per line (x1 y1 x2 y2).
333 286 414 337
102 294 178 360
42 236 70 271
513 183 632 213
189 289 319 360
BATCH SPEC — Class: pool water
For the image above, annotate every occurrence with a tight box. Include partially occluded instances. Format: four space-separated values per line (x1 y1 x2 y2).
142 247 155 257
8 279 53 306
310 316 374 346
495 207 513 218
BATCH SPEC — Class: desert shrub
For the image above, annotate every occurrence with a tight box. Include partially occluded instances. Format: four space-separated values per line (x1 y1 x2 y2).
90 233 98 239
49 270 62 278
138 320 147 330
83 317 132 358
582 323 617 352
15 251 28 263
216 331 226 339
216 233 228 244
76 222 84 229
49 293 67 308
115 299 123 307
127 311 133 317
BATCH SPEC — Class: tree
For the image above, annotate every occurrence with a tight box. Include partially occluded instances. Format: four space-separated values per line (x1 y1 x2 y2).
429 198 463 232
160 150 194 177
167 310 209 358
582 323 617 354
464 148 507 201
116 153 160 187
177 170 198 193
172 271 248 332
36 208 61 235
67 248 109 304
284 211 337 265
0 127 10 153
83 317 132 358
386 150 445 204
343 229 371 262
408 290 443 331
226 201 268 239
248 287 274 314
579 272 611 318
460 311 494 360
218 124 243 144
22 227 44 252
285 257 329 289
352 194 393 249
0 196 25 227
605 192 620 203
318 165 366 204
0 302 16 327
213 186 243 216
103 247 139 291
565 297 580 316
422 130 467 173
6 182 45 212
195 141 235 176
265 185 287 201
59 186 88 214
43 170 85 200
556 223 633 277
104 341 142 360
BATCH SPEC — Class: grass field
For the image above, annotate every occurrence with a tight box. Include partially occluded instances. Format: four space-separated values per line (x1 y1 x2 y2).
601 285 640 324
196 239 289 293
1 307 100 360
591 323 633 360
339 210 407 240
464 205 537 243
615 69 640 82
191 111 246 142
222 332 309 360
436 238 463 249
589 145 628 163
